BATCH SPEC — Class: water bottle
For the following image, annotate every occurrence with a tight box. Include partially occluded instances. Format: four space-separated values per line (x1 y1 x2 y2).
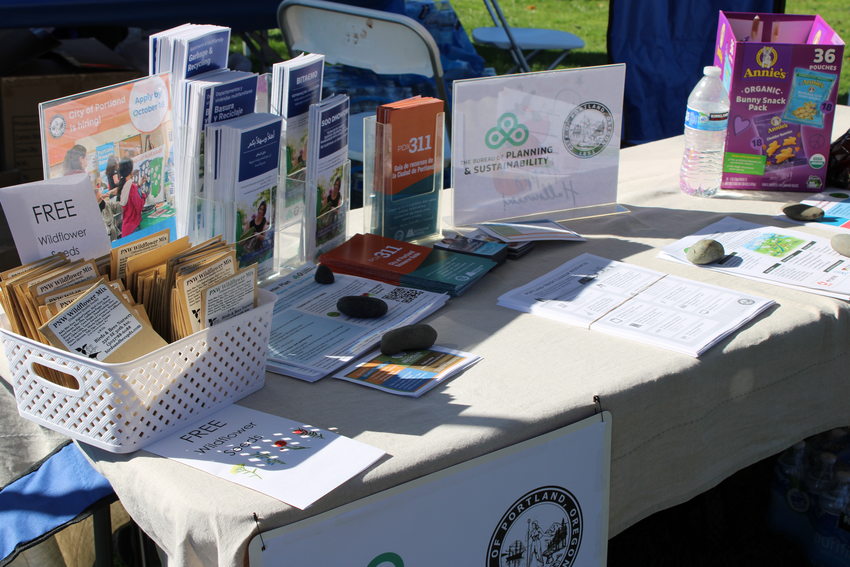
680 66 730 197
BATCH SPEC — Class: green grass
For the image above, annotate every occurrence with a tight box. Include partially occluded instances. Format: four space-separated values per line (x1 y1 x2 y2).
259 0 849 102
451 0 848 102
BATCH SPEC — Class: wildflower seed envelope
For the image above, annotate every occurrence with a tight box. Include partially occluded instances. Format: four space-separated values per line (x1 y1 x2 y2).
451 65 625 226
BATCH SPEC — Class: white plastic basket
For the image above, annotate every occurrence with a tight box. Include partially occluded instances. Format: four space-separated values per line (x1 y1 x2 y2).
0 288 276 453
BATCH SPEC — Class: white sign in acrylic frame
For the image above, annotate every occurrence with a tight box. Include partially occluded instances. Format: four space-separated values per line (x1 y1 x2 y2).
451 64 627 226
248 411 611 566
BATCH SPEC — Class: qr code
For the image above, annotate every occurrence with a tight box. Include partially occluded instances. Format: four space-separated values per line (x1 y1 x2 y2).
382 287 424 303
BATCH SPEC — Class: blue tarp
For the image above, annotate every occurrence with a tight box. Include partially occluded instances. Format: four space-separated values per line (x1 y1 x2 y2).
607 0 783 146
0 442 114 565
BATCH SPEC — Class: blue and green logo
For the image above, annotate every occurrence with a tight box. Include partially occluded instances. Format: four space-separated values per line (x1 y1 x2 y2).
486 113 529 149
368 552 404 567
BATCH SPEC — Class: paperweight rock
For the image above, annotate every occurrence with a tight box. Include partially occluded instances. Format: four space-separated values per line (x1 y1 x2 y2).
380 324 438 355
315 264 335 284
783 202 824 222
337 296 388 318
686 238 725 265
831 234 850 257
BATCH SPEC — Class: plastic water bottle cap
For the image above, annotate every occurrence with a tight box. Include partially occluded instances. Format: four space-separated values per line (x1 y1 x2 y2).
703 66 721 77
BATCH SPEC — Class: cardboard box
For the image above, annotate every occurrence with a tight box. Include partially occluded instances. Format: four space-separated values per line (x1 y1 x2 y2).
0 71 139 183
715 12 845 192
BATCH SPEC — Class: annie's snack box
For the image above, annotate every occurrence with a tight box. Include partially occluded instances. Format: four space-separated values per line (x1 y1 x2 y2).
715 12 844 192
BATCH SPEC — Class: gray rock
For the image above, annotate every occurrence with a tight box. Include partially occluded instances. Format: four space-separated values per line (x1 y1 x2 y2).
783 202 825 222
380 324 438 355
337 296 388 318
686 238 725 265
831 234 850 258
315 264 335 284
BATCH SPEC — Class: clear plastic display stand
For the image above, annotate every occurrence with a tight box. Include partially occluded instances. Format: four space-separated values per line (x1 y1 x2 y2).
362 112 445 243
449 65 629 228
304 158 353 260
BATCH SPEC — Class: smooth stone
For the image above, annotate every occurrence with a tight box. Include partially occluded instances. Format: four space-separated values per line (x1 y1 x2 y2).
783 202 824 222
686 238 725 265
831 234 850 258
380 324 438 355
314 264 335 284
337 295 388 318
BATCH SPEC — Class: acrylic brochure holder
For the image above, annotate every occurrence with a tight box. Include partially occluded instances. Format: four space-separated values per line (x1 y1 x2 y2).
362 112 445 243
191 194 281 283
286 159 353 262
449 65 629 228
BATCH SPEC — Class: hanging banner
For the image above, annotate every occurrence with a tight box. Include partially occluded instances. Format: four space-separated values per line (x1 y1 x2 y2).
248 412 611 567
451 65 625 226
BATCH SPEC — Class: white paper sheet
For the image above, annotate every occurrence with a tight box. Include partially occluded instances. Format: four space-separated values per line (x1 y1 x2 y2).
145 404 385 510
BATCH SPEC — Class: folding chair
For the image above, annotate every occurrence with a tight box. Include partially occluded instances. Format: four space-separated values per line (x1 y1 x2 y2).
0 442 116 567
472 0 585 73
277 0 449 163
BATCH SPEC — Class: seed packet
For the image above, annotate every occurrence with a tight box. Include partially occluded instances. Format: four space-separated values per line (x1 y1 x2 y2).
753 113 806 170
783 68 837 128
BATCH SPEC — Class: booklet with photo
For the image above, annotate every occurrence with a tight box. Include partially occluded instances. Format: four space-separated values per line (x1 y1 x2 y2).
39 74 177 245
498 252 775 357
305 94 350 259
333 346 481 397
270 53 325 174
205 113 282 279
373 96 444 241
144 404 385 510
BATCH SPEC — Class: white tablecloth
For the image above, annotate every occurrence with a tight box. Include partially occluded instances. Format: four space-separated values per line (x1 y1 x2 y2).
11 106 849 566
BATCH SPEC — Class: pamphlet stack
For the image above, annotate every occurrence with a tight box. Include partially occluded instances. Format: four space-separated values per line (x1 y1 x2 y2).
319 233 497 296
305 94 351 258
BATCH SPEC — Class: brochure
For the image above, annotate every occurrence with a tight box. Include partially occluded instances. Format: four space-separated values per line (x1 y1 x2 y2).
262 264 449 382
475 219 585 243
778 191 850 230
305 94 350 259
319 233 498 296
659 216 850 300
498 252 775 357
144 404 386 510
149 24 232 237
270 53 325 174
182 69 259 239
205 113 282 279
432 232 509 264
39 74 177 245
0 173 111 263
333 346 481 397
373 96 444 241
